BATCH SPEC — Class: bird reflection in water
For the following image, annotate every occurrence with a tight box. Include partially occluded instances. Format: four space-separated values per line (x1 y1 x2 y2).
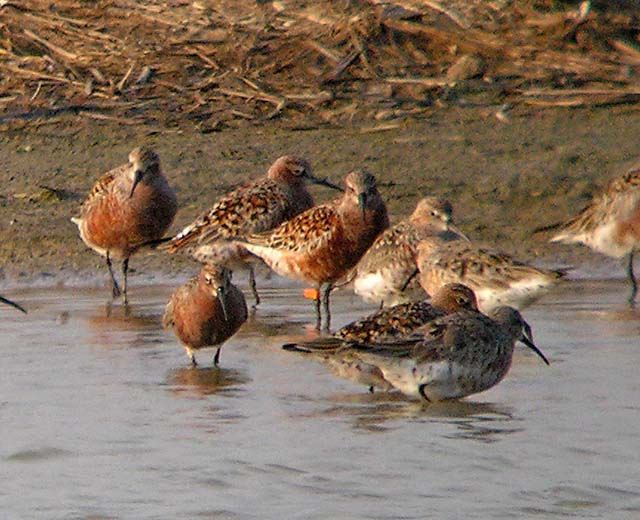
301 393 516 439
167 366 251 397
85 303 164 349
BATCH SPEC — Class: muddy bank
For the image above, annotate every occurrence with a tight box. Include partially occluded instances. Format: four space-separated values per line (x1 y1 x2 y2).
1 104 638 287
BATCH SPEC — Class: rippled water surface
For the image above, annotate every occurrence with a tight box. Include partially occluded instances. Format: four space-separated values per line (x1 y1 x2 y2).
1 279 639 518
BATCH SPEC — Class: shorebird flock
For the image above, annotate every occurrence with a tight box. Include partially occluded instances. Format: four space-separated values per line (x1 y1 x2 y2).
29 146 636 403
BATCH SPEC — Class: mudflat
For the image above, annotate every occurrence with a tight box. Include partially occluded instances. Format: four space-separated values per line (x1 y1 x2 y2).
1 103 638 285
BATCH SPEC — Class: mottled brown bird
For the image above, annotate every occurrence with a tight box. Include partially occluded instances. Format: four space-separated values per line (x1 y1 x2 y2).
163 265 247 367
72 147 177 305
238 170 389 330
352 196 467 307
416 238 564 313
346 306 549 402
545 164 640 303
282 283 478 392
164 155 340 305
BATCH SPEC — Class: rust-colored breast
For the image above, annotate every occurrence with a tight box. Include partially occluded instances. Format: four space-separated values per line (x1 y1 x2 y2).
79 177 176 257
167 281 246 350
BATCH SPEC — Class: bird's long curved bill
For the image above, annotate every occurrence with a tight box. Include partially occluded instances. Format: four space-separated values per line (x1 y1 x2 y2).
0 295 27 314
129 170 144 198
446 222 470 242
309 175 343 191
520 323 549 366
358 192 367 221
217 287 229 322
401 267 420 292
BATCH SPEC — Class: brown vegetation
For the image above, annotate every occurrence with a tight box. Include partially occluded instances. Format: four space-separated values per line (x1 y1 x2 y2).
2 1 640 131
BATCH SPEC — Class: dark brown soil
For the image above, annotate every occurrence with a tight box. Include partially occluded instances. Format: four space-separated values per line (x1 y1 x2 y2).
1 102 639 287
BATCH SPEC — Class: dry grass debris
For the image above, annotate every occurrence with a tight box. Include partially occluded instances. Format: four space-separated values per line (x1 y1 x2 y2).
1 1 639 130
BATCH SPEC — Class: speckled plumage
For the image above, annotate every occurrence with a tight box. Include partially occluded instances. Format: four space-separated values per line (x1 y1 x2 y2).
72 147 177 304
417 238 564 313
345 306 549 402
165 156 339 305
352 196 467 306
549 165 640 302
167 156 319 255
282 283 478 391
240 170 389 330
163 265 247 366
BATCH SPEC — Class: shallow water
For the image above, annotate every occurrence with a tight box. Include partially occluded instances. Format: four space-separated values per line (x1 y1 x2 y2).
1 278 639 519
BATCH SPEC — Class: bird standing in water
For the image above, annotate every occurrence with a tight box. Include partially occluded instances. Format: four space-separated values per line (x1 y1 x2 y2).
163 265 247 367
352 196 467 307
282 283 478 392
415 238 565 313
238 170 389 330
342 306 549 402
72 147 177 305
543 164 640 303
164 155 341 306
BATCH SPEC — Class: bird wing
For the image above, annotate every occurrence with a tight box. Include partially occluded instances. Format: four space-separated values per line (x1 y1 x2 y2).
162 276 199 329
350 310 484 363
162 296 176 329
425 242 561 290
243 204 340 253
78 164 127 217
355 222 416 273
335 300 441 343
282 336 350 354
167 179 292 252
552 169 640 241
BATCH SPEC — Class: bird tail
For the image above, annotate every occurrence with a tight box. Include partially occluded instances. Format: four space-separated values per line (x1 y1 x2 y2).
282 337 346 354
332 267 356 290
161 231 195 253
137 236 174 250
531 221 564 235
282 343 310 353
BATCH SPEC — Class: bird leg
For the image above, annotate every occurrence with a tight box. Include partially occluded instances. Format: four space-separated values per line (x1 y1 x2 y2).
401 267 419 293
248 266 260 307
121 257 130 306
213 347 221 366
314 287 322 331
321 282 333 332
106 252 121 298
418 384 432 402
627 251 637 304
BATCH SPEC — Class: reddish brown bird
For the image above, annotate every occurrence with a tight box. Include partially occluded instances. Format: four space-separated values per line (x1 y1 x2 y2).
164 155 341 305
163 265 248 367
238 170 389 330
72 147 177 305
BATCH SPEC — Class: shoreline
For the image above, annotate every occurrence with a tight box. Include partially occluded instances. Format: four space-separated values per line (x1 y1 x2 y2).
0 254 632 294
2 105 639 288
